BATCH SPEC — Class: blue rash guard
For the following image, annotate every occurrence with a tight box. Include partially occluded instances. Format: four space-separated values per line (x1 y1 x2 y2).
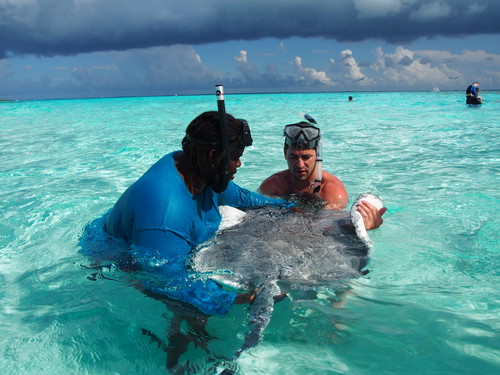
105 151 291 315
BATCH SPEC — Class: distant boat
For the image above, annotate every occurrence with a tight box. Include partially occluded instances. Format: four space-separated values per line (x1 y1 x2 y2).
433 87 440 92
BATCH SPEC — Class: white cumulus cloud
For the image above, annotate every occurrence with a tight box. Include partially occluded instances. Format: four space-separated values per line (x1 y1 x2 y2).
292 56 334 86
340 49 374 85
372 46 462 88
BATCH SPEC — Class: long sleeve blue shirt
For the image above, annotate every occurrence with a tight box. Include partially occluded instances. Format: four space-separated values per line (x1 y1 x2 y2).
105 151 290 315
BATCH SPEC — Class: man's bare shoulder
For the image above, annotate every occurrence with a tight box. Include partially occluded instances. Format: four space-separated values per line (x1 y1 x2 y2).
320 171 348 209
322 171 344 185
258 170 290 196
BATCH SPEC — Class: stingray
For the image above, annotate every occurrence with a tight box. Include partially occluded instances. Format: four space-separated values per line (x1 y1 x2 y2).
191 193 383 370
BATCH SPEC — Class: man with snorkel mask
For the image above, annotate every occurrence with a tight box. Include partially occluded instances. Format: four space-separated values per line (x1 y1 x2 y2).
259 121 385 230
105 111 292 316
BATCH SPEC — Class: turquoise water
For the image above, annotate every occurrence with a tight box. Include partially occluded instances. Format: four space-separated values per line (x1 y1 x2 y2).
1 91 499 374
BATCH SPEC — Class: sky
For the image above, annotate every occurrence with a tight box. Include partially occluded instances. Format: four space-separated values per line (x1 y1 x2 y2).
1 0 499 100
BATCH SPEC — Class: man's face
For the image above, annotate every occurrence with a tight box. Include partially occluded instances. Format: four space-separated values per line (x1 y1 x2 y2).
285 146 317 182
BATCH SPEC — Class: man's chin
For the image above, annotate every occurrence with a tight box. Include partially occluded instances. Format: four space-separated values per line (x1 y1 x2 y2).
293 173 310 182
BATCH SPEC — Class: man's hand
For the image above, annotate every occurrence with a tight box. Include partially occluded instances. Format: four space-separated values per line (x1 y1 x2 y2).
234 290 257 304
234 289 288 304
357 200 387 230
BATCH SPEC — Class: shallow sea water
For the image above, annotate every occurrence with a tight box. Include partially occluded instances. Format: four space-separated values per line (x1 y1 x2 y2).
1 91 499 374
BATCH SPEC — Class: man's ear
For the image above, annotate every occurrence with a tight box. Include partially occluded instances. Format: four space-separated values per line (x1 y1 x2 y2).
208 148 219 167
283 145 288 159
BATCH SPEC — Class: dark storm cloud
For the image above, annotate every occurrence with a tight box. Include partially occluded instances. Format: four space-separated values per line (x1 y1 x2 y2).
1 0 499 58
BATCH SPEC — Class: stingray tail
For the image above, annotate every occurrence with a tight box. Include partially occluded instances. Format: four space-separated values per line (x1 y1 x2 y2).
239 278 279 354
220 278 280 374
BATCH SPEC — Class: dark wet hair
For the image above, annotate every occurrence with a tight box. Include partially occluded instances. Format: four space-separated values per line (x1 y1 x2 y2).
182 111 244 175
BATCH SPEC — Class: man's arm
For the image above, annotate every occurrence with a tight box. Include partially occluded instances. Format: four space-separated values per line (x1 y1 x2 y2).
133 229 240 316
220 180 293 209
319 172 349 209
320 173 385 229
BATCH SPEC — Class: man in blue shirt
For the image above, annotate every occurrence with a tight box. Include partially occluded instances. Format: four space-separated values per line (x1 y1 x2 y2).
466 82 482 105
105 111 291 316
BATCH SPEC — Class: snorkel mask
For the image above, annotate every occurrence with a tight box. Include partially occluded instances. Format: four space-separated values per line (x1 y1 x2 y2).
224 119 253 156
283 121 320 149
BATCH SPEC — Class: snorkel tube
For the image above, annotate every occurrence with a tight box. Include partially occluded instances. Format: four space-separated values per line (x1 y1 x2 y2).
303 113 322 194
215 84 231 189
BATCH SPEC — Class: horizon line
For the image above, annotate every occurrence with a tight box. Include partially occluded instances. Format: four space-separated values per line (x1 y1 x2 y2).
2 88 499 102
